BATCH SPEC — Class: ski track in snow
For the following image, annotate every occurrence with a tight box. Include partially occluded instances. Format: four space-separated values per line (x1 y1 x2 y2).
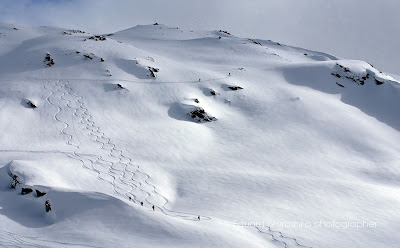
24 79 313 248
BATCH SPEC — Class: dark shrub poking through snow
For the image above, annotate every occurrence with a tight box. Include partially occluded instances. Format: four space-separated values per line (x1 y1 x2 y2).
21 188 33 195
188 107 217 122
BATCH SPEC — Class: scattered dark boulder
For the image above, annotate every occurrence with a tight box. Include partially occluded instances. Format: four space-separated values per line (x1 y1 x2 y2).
332 63 370 85
194 98 199 103
248 39 262 46
336 82 345 88
154 23 159 25
26 100 37 108
13 27 18 30
148 67 159 78
100 58 105 62
64 29 85 34
76 51 80 54
35 189 47 197
83 54 93 60
89 35 106 41
375 78 385 85
219 30 232 36
210 89 217 96
44 53 55 67
117 83 124 89
228 86 243 91
188 107 217 122
21 188 33 195
45 200 52 212
11 175 20 189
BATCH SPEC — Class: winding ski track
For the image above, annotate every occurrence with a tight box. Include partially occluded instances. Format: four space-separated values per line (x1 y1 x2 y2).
0 79 312 248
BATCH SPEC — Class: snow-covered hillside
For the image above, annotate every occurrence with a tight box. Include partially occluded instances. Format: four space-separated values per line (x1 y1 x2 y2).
0 23 399 248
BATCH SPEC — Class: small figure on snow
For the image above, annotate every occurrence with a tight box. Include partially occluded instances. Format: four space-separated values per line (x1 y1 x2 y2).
141 201 144 206
198 215 200 221
128 196 132 201
152 205 155 211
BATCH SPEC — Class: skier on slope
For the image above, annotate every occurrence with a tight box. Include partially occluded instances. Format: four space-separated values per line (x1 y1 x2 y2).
152 205 155 211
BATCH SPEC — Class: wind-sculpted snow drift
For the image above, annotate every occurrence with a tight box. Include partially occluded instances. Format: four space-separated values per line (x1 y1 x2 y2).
0 23 399 248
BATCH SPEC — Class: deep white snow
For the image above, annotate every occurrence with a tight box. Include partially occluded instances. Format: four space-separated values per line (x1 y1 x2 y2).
0 23 399 248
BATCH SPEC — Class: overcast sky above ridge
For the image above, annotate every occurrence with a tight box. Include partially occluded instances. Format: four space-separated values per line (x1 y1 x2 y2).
0 0 399 75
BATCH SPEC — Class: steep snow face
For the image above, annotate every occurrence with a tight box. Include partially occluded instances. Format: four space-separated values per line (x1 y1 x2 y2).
0 23 399 248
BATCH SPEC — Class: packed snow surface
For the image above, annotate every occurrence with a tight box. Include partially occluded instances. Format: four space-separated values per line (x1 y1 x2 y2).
0 23 399 248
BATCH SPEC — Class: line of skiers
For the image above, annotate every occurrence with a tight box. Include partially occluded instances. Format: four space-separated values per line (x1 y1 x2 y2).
129 197 201 220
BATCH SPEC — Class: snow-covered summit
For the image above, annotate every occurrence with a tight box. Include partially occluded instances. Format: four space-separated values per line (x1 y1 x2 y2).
0 23 399 248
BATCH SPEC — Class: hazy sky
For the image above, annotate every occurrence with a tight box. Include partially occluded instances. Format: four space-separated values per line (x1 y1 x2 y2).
1 0 399 74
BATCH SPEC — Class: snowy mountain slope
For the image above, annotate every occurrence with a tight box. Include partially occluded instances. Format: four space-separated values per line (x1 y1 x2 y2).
0 23 399 248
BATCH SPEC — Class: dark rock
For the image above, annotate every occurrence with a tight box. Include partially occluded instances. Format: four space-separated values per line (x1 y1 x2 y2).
154 23 159 25
44 53 55 67
248 39 262 45
375 78 385 85
35 189 47 197
76 51 80 54
117 83 124 89
100 58 105 62
210 89 217 96
27 100 37 108
21 188 33 195
336 82 345 88
89 35 106 41
11 175 20 189
83 54 93 60
148 67 159 78
188 107 217 122
228 86 243 91
45 200 52 212
194 99 199 103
